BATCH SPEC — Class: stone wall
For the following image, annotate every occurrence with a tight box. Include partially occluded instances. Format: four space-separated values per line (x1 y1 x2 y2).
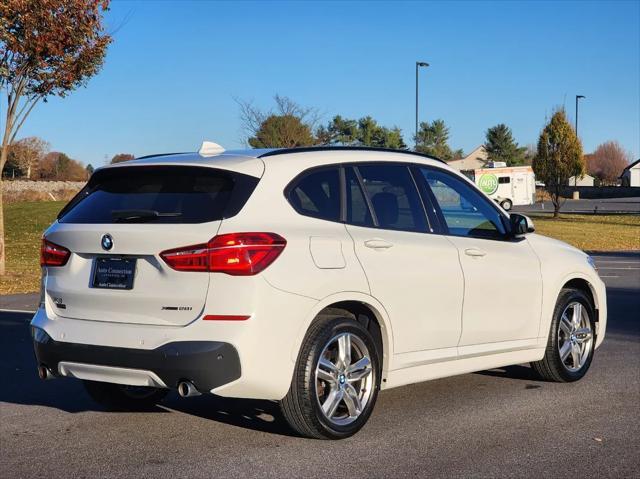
1 180 86 202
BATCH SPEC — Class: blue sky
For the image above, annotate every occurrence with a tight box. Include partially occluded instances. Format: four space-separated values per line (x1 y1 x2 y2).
9 0 640 166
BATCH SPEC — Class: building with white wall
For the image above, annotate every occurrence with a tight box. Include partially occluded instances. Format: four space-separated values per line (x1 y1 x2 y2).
567 174 595 187
620 159 640 187
447 145 489 171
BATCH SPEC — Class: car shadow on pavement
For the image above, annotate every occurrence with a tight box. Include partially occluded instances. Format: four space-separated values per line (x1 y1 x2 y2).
160 395 295 436
474 365 539 381
0 311 297 437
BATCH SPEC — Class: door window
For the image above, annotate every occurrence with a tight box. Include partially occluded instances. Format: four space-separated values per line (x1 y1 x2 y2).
345 167 374 227
420 168 506 240
357 164 428 232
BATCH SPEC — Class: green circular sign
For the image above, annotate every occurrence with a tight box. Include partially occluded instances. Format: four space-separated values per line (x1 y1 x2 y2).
478 174 499 195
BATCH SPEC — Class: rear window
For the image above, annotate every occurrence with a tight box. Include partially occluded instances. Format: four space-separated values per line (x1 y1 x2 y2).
59 166 258 224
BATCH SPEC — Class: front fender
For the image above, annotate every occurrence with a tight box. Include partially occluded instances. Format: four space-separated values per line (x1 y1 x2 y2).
538 270 607 349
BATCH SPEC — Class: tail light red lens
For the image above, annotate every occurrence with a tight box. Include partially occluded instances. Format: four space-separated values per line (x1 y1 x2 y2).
160 232 286 276
40 239 71 267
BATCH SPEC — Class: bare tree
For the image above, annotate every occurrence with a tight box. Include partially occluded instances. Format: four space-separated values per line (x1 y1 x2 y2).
235 94 320 146
6 137 50 179
587 141 632 185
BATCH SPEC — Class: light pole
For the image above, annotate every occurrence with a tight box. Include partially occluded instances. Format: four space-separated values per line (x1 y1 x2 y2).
575 95 585 137
415 61 429 146
574 95 586 187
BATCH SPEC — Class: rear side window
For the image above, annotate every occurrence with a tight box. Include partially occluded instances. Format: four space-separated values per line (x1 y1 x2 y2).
287 167 341 222
59 166 258 224
357 164 428 232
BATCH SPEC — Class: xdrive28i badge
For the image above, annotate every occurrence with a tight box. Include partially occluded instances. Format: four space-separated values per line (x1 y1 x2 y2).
101 234 114 251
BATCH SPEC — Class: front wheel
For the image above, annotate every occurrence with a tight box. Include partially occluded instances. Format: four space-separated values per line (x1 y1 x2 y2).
280 317 381 439
83 380 169 410
531 288 596 382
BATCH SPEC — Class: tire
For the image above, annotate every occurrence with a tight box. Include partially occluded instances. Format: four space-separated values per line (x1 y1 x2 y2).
83 380 169 410
531 288 596 382
501 199 513 211
280 317 381 439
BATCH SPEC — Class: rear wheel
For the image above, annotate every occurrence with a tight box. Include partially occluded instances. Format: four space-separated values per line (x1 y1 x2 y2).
531 288 596 382
501 199 513 211
280 317 381 439
83 380 168 410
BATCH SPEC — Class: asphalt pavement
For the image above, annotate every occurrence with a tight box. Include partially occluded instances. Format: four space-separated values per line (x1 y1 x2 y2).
1 253 639 478
513 196 640 214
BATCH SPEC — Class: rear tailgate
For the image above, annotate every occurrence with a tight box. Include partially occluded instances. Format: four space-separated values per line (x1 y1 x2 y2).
43 164 259 327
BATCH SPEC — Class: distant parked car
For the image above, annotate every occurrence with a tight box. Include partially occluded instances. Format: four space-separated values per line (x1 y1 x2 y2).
32 145 606 439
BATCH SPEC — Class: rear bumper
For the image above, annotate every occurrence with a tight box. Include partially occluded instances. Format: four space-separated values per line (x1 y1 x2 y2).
32 326 241 392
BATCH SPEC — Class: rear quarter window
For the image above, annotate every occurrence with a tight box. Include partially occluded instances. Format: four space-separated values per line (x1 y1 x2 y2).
58 166 258 224
286 167 341 222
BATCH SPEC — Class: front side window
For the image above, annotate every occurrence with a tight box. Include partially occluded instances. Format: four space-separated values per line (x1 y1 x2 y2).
357 164 428 232
288 167 341 222
420 168 506 240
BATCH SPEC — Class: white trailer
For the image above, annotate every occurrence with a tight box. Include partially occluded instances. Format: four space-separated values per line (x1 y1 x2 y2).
463 165 536 211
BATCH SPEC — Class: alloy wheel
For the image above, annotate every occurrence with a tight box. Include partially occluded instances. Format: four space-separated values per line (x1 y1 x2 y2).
315 332 375 426
557 301 593 372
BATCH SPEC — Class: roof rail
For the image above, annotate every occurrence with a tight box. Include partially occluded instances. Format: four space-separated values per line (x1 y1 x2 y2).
258 146 446 164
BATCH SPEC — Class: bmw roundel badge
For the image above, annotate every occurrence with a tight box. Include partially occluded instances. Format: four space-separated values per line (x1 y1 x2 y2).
101 234 114 251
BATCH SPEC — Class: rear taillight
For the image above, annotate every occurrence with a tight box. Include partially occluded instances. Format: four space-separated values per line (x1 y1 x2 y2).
160 232 286 276
40 238 71 267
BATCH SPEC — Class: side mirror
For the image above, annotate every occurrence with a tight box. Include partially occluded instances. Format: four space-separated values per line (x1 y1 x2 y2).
509 213 535 237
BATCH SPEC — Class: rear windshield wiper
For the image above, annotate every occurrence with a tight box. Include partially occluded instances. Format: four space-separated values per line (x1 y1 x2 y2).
111 209 182 222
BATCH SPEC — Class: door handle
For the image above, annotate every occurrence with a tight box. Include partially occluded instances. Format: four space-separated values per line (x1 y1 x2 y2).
364 239 394 250
465 248 487 257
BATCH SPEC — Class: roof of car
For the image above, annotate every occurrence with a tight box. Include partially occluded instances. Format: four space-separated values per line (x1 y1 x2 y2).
257 146 446 163
134 146 445 163
100 146 446 178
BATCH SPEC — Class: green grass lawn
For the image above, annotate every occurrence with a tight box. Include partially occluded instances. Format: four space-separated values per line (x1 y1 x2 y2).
530 213 640 252
0 201 639 295
1 201 65 295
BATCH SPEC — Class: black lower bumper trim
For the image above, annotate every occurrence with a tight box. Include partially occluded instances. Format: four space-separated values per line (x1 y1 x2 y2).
32 327 241 392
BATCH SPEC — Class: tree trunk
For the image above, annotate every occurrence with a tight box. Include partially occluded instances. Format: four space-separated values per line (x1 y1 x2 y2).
1 100 14 276
0 184 4 275
552 182 560 218
0 148 6 275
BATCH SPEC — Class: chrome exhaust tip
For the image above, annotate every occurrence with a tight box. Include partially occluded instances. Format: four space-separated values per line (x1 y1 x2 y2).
177 381 201 398
37 365 54 380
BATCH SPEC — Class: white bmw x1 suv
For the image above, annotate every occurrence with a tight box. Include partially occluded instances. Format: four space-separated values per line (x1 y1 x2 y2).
32 145 606 439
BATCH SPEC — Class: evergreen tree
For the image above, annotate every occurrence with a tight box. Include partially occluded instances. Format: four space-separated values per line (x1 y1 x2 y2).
484 124 526 165
414 119 456 161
